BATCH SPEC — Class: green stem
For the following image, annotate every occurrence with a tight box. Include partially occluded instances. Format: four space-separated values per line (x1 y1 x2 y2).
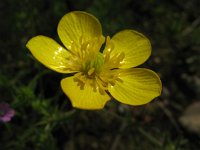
138 127 163 147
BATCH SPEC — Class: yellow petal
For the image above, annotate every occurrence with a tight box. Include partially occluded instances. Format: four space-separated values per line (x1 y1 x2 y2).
110 30 151 68
108 68 162 105
57 11 102 50
26 36 74 73
61 77 110 109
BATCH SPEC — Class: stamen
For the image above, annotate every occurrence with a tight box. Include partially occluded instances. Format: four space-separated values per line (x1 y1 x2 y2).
66 35 124 95
88 68 95 76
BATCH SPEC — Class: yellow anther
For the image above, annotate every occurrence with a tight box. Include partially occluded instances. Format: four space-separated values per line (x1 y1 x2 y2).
88 68 95 76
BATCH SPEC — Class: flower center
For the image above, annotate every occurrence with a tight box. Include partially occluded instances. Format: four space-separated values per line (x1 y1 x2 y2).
67 36 125 94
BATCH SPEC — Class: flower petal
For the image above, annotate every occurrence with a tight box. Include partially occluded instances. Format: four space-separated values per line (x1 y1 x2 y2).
110 30 151 68
26 35 73 73
61 77 110 109
108 68 162 105
57 11 102 50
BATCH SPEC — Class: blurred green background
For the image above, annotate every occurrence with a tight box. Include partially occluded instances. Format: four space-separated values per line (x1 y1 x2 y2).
0 0 200 149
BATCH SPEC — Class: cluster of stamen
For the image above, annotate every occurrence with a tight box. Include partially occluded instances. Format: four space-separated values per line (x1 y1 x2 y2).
66 36 125 95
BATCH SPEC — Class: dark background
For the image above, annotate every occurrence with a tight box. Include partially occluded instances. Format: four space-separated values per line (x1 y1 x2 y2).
0 0 200 149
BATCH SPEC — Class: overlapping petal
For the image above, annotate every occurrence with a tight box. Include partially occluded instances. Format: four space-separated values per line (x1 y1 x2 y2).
61 77 110 109
108 68 162 105
26 36 73 73
57 11 102 51
110 30 151 68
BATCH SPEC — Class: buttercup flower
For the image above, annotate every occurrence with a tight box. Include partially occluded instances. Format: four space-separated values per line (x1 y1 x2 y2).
26 11 162 109
0 102 15 122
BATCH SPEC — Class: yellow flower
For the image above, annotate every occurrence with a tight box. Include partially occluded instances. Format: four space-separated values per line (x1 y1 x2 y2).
26 11 162 110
